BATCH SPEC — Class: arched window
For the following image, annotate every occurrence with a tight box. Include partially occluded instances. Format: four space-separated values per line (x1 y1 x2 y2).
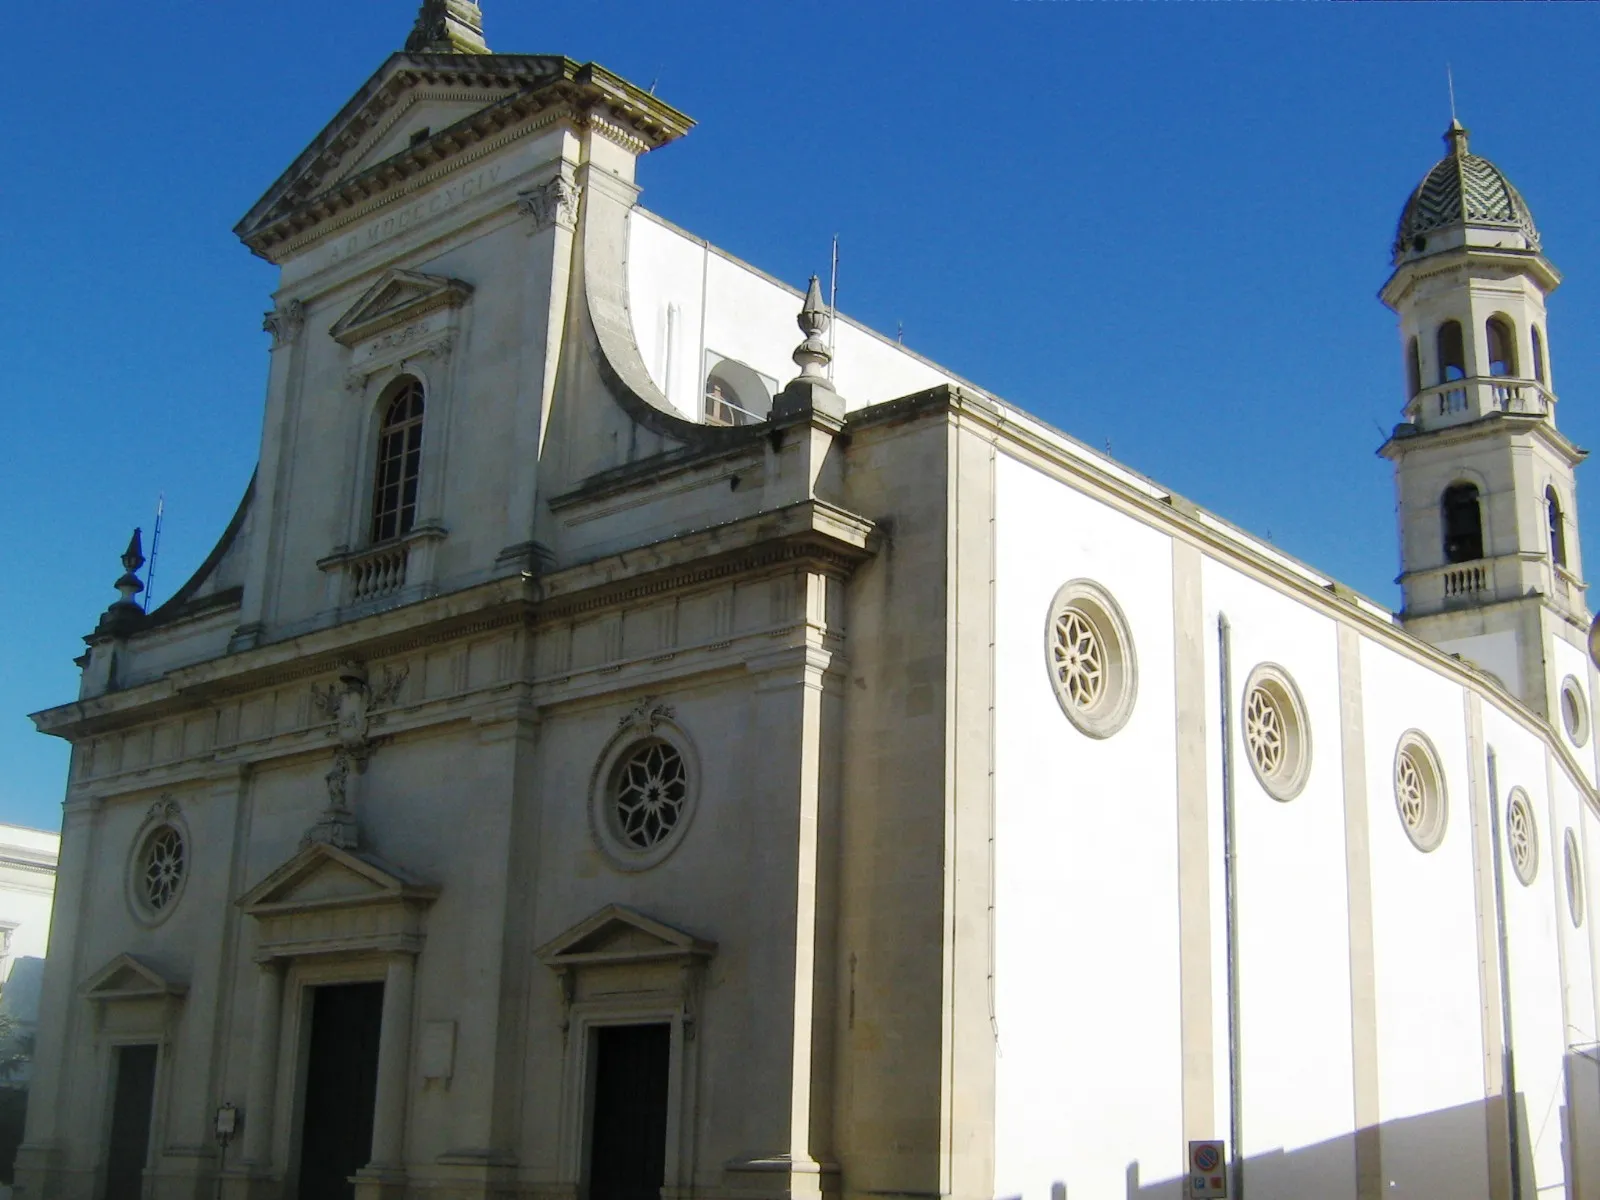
1548 486 1568 568
371 377 425 543
1532 327 1547 385
1442 482 1484 564
1406 337 1422 398
1436 321 1466 383
1486 317 1517 377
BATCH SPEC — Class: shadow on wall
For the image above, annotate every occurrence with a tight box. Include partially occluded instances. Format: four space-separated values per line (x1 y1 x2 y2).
1087 1056 1600 1200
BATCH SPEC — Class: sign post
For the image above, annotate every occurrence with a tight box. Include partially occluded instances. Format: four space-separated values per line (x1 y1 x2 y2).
1186 1140 1227 1198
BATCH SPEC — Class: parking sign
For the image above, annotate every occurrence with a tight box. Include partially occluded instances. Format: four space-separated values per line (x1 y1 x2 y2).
1187 1141 1226 1198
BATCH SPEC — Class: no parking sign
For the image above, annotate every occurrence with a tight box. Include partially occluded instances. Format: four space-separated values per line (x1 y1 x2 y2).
1187 1141 1226 1198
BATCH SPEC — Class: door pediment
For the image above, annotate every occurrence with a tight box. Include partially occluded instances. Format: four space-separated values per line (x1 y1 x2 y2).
82 953 187 1002
239 842 437 961
536 905 714 969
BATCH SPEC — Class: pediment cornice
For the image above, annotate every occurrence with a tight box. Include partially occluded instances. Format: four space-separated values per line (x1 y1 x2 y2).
235 54 692 262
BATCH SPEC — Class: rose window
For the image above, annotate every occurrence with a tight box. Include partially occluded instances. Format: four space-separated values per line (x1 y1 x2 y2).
1051 607 1105 710
1244 687 1286 778
1392 732 1446 852
1043 581 1137 739
1506 789 1538 886
614 741 689 849
1240 664 1311 802
142 826 185 912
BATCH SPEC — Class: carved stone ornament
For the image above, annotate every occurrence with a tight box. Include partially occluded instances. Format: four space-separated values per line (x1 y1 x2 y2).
304 660 409 848
617 696 675 733
263 299 305 349
517 177 581 233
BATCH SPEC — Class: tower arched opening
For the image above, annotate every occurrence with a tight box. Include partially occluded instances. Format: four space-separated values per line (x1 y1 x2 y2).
1442 482 1484 564
1548 486 1568 569
1486 316 1517 377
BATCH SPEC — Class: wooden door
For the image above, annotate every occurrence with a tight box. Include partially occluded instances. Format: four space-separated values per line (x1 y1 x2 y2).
297 982 384 1200
587 1024 671 1200
104 1044 158 1200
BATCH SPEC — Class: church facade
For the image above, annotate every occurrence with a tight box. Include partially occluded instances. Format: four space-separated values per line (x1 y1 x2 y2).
21 5 1600 1200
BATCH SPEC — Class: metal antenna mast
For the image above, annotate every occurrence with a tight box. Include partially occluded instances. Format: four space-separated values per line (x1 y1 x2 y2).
144 493 165 612
1447 63 1458 122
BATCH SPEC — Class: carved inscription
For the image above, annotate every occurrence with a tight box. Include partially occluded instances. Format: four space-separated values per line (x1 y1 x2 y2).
327 165 504 266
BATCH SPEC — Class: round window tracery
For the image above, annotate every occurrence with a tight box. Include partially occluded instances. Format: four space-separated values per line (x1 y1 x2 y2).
126 804 189 926
1506 788 1539 886
1561 676 1590 748
614 740 688 849
1044 580 1138 739
1394 731 1447 852
1241 663 1311 802
588 711 701 872
1565 829 1584 928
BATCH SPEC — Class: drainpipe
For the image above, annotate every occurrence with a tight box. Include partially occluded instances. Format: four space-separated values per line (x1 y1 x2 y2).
1219 614 1244 1199
1486 748 1522 1199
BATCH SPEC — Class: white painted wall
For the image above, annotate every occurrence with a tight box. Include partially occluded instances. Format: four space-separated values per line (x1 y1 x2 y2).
993 451 1184 1199
1202 559 1358 1200
1357 640 1489 1198
627 211 954 416
1435 631 1524 700
1549 633 1596 789
1481 706 1571 1195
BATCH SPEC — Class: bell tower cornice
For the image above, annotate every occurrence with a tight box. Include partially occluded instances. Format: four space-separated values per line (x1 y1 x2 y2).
1381 242 1561 311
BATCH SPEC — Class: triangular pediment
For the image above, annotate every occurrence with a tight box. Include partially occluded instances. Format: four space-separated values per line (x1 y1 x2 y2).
328 268 473 346
238 841 437 918
334 93 500 183
537 904 715 968
234 53 692 262
82 953 187 1002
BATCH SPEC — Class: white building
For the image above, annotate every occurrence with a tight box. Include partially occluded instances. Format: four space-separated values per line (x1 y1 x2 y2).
20 4 1600 1200
0 824 59 1025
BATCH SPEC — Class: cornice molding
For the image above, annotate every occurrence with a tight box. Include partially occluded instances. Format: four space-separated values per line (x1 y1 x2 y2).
32 500 877 743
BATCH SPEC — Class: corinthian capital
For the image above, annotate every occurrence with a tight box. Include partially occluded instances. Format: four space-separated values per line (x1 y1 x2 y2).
263 299 306 349
517 177 581 234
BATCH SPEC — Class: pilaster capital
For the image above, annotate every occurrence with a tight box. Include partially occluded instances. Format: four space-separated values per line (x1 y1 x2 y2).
262 299 305 349
517 176 581 234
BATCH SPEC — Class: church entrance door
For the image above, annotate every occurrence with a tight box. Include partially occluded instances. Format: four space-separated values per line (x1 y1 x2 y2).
587 1023 671 1200
104 1043 158 1200
297 981 384 1200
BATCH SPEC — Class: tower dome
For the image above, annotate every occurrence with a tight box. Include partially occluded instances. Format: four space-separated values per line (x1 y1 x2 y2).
1392 120 1539 265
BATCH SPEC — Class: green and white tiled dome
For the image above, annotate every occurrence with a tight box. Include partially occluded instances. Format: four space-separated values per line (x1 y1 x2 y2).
1393 120 1539 264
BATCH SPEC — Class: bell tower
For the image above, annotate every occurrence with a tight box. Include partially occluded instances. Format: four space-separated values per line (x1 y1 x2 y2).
1379 120 1589 716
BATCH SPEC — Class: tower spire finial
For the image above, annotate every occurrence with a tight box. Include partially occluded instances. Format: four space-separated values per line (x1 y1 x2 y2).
1447 62 1458 123
405 0 490 55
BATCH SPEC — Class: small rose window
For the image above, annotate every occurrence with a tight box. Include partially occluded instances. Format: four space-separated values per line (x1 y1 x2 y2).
1394 731 1447 852
1044 580 1138 739
1241 664 1312 802
589 714 701 872
127 812 189 926
1506 788 1539 887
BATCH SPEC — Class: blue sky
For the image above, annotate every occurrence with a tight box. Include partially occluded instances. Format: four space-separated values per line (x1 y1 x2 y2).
5 1 1599 831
